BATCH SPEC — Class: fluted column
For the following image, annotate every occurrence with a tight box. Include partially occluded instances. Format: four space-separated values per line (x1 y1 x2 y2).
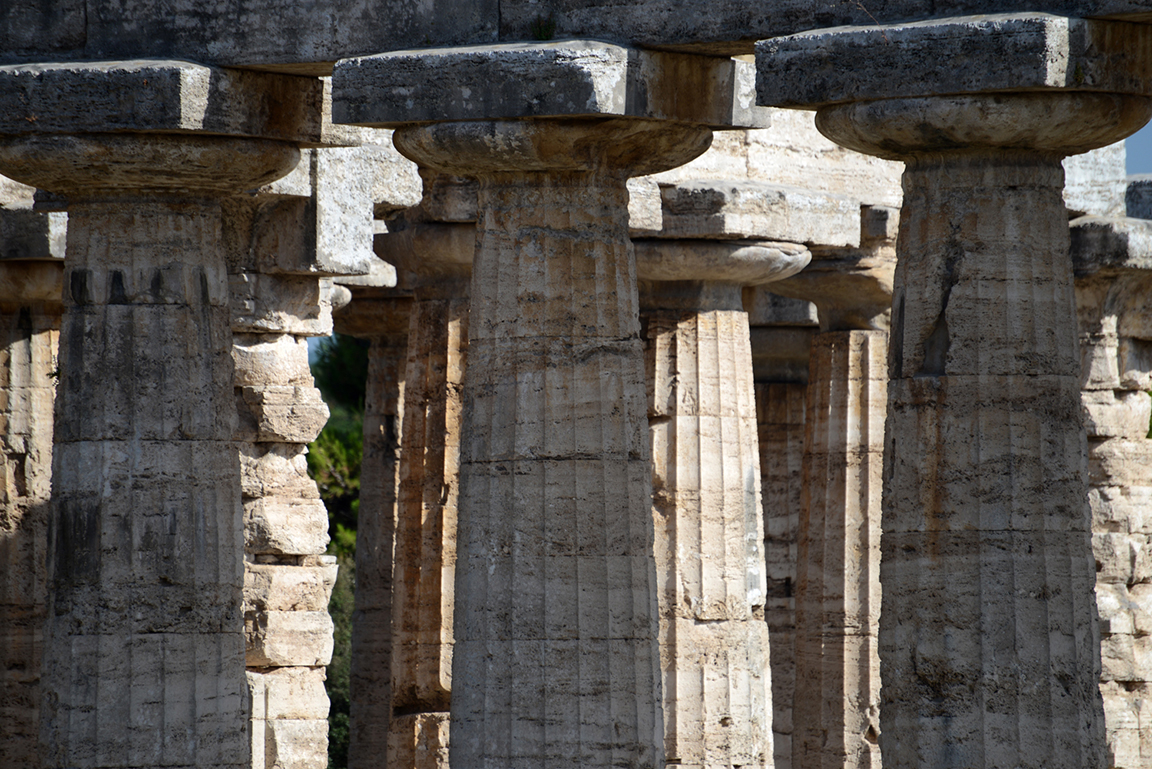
375 221 474 769
0 250 62 768
388 118 711 768
763 211 895 769
336 290 412 769
635 239 808 769
758 17 1152 766
794 331 885 769
0 133 298 768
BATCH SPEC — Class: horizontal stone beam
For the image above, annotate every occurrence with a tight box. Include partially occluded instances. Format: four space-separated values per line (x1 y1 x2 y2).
1071 216 1152 275
656 180 861 247
332 41 768 129
0 60 324 143
756 13 1152 109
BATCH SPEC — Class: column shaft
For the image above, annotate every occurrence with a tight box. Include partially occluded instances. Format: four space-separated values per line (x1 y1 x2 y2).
794 331 885 769
348 299 410 769
46 197 248 767
882 152 1103 768
453 169 661 767
0 260 61 768
643 302 772 769
391 286 468 769
757 381 806 769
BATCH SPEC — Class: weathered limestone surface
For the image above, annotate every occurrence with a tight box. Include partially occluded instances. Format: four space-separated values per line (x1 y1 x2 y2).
333 289 411 769
793 332 885 769
374 219 474 769
757 16 1152 767
636 241 807 769
383 117 711 769
0 189 62 769
1071 214 1152 769
0 61 323 769
0 132 298 769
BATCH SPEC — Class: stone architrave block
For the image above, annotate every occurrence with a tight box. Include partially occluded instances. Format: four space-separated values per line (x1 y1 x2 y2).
657 180 860 247
244 563 339 613
628 178 663 237
332 41 769 129
1071 216 1152 276
1065 142 1127 217
246 610 335 667
245 498 330 555
0 60 323 142
0 209 65 260
756 14 1152 109
235 385 330 444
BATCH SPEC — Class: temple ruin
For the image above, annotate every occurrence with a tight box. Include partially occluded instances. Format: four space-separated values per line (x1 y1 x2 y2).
2 3 1152 769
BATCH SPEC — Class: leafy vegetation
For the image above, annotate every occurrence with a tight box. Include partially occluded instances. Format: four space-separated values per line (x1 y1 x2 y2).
306 334 369 769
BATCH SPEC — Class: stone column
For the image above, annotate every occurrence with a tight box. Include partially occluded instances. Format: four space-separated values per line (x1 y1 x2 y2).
745 291 819 769
375 221 474 769
1070 215 1152 769
332 40 770 768
387 117 708 769
0 203 63 768
764 210 895 769
635 239 809 769
334 287 413 769
0 61 321 769
758 15 1152 768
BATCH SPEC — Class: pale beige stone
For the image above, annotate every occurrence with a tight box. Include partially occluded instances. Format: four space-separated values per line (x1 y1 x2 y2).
247 667 330 721
235 385 330 444
244 563 339 613
643 302 772 769
246 610 335 667
388 713 450 769
393 117 712 769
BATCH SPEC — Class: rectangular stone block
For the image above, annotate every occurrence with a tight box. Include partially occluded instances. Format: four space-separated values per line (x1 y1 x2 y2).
657 181 860 247
0 60 323 142
1083 390 1152 440
247 667 330 721
756 14 1152 109
256 717 329 769
244 562 338 613
388 712 450 769
333 42 768 129
235 385 330 444
1091 439 1152 487
246 610 334 667
245 497 330 556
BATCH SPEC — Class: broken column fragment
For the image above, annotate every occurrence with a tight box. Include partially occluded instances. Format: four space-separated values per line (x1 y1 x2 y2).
0 60 322 769
758 14 1152 768
333 40 769 768
1071 214 1152 769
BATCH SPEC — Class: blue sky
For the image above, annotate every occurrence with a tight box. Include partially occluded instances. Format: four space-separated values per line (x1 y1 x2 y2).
1129 122 1152 176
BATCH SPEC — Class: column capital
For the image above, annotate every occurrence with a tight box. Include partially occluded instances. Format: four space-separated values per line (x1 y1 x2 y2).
0 133 299 197
392 118 712 179
756 13 1152 159
375 221 475 284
